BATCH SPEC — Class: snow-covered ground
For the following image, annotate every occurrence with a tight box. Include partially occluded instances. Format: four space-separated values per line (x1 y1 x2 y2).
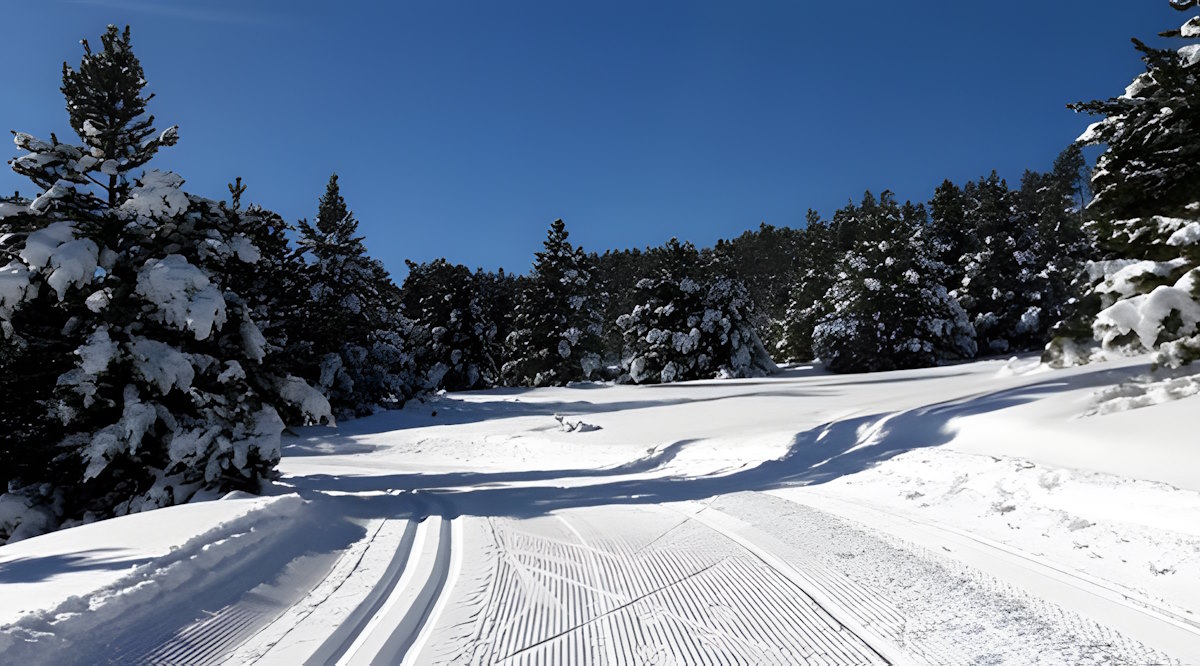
2 354 1199 664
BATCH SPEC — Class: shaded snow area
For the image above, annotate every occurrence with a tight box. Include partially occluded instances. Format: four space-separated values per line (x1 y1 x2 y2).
2 355 1200 664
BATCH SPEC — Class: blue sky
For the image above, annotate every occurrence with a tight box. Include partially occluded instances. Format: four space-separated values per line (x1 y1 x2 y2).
1 1 1184 277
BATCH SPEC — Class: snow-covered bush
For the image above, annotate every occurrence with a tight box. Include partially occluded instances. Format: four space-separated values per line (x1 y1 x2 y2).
618 239 776 383
1046 4 1200 369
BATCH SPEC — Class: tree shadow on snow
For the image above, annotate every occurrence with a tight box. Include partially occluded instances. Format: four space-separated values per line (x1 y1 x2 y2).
285 388 835 447
290 363 1148 522
0 549 153 583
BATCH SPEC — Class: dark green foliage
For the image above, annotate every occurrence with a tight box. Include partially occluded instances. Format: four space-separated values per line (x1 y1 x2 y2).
617 239 775 383
401 259 501 391
503 219 604 386
776 210 838 363
710 222 806 345
0 207 76 499
1047 2 1200 367
592 247 653 365
296 175 414 417
951 148 1091 355
812 192 976 373
927 180 976 290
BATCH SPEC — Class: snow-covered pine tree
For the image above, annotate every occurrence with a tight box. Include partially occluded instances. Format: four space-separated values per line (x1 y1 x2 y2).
776 210 837 363
1046 1 1200 367
617 238 776 383
593 247 653 367
952 173 1035 354
0 26 329 542
503 219 604 386
1007 146 1093 349
216 179 320 425
812 192 976 373
475 266 520 371
927 179 976 291
955 153 1092 355
710 222 805 349
296 174 414 417
401 259 500 391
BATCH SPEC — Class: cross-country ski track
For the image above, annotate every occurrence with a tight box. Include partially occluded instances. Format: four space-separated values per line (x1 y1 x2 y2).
2 355 1200 664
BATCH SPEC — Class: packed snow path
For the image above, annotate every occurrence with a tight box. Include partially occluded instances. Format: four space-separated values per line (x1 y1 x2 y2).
3 356 1199 664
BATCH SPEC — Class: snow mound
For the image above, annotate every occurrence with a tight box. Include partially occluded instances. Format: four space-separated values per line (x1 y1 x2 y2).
1085 370 1200 416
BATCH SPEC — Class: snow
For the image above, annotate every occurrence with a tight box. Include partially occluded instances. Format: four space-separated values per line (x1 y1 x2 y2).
75 327 116 375
15 222 99 300
1095 271 1200 349
0 261 32 319
83 290 109 313
240 319 268 361
135 254 227 340
1095 258 1190 297
1179 43 1200 68
3 355 1199 663
229 234 261 263
119 169 189 222
1166 220 1200 246
279 375 334 425
1077 120 1106 143
44 239 98 300
29 180 76 214
127 336 195 394
1182 16 1200 38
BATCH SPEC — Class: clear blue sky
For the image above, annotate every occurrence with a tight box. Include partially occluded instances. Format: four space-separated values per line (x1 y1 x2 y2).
1 1 1184 278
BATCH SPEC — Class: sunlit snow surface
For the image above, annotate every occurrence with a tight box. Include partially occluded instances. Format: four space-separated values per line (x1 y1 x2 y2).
2 354 1198 664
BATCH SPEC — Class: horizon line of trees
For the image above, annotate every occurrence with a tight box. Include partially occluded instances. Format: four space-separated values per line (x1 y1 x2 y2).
3 0 1199 542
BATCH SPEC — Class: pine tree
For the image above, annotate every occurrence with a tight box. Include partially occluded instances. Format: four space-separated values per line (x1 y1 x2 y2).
710 222 805 348
618 238 775 383
476 267 520 370
777 210 838 363
593 247 652 365
296 175 414 416
812 192 976 373
0 26 328 542
401 259 500 391
217 179 317 425
503 219 604 386
954 173 1028 354
927 180 975 290
1047 2 1200 367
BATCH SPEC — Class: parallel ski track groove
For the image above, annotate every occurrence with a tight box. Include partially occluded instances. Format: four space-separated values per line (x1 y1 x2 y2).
453 508 888 665
303 518 420 665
